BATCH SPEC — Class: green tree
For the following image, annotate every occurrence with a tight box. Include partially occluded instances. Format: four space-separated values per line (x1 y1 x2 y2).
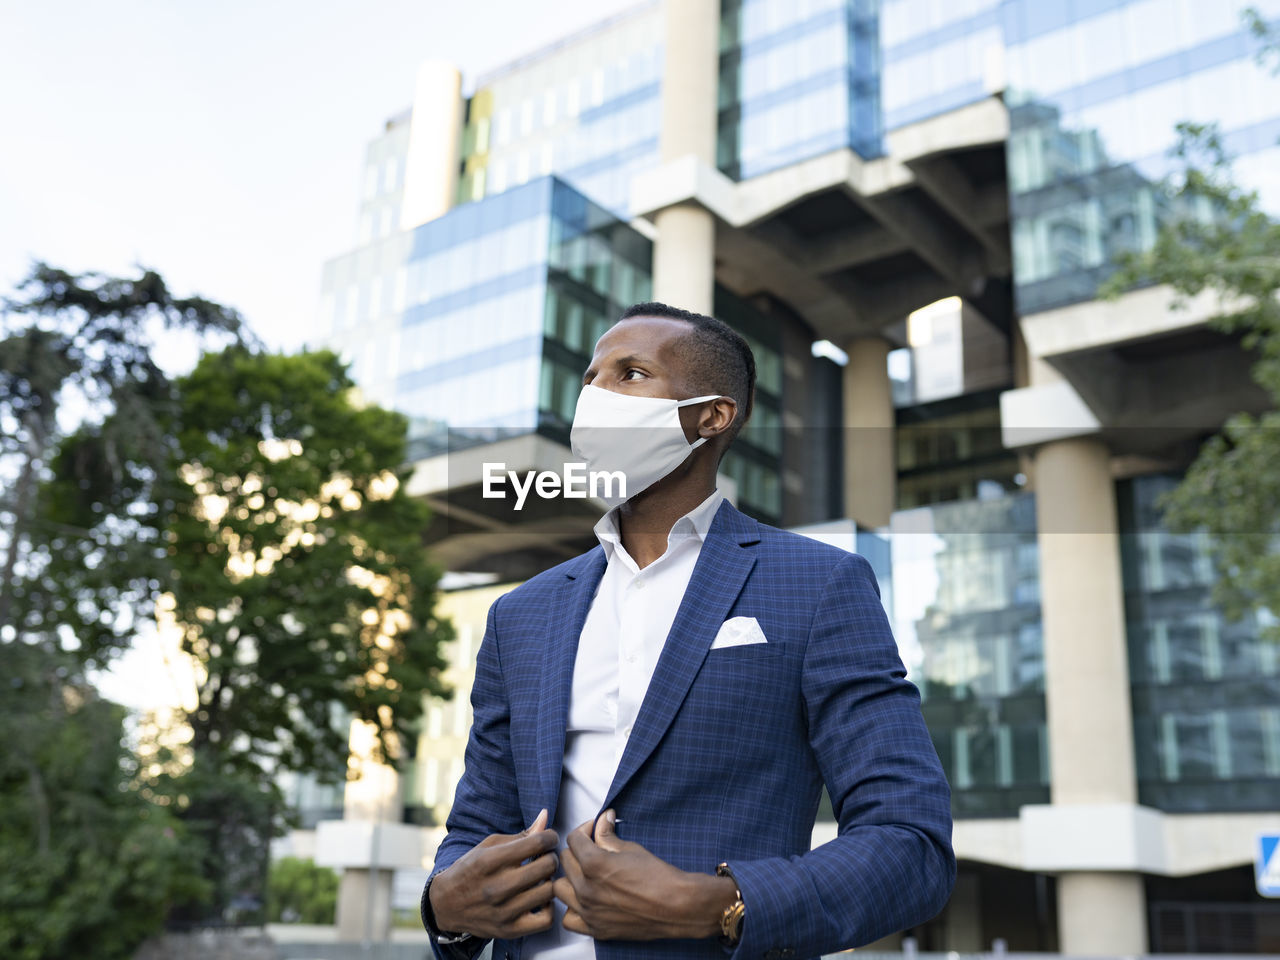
266 857 340 924
1104 9 1280 641
84 347 453 920
0 643 205 960
0 262 247 659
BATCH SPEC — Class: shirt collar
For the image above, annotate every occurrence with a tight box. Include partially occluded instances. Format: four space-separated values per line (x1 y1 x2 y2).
593 488 725 560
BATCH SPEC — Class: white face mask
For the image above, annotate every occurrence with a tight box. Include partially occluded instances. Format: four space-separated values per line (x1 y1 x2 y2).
569 384 722 507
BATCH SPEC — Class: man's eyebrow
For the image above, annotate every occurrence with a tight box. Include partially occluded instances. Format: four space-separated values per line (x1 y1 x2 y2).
583 352 654 381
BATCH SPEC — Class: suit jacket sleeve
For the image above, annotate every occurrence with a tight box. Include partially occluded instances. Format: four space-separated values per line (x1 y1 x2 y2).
725 552 955 958
420 594 524 960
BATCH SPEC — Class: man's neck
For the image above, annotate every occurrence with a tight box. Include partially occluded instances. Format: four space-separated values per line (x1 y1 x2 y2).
616 476 717 570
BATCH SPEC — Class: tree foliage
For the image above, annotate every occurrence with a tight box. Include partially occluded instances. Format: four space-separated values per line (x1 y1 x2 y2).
77 346 453 920
159 347 452 780
4 264 454 924
1104 10 1280 641
0 262 248 659
266 857 340 924
0 643 204 960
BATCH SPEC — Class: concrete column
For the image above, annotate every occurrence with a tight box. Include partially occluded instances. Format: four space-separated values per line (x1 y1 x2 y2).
1057 873 1147 956
336 866 394 942
652 205 715 315
400 61 463 231
943 872 983 952
652 0 719 314
842 337 894 528
334 718 403 942
1033 437 1147 954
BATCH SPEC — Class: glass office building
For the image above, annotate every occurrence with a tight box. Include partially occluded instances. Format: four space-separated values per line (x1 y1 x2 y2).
717 0 881 178
880 0 1003 130
455 3 663 217
1120 474 1280 813
320 174 788 521
893 494 1048 818
310 0 1280 950
1004 0 1280 314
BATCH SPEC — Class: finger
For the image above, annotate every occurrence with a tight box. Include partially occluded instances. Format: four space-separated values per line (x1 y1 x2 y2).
553 876 584 915
478 809 548 848
566 821 600 869
483 827 560 868
562 908 590 936
558 844 585 889
500 878 555 921
482 848 560 905
505 904 555 937
524 808 548 834
593 809 624 853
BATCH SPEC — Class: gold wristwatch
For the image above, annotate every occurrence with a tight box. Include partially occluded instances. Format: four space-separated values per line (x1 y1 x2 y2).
716 862 745 946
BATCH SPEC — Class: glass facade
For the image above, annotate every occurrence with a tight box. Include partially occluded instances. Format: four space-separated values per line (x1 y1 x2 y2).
457 3 662 217
1120 474 1280 813
1005 0 1280 315
891 494 1048 817
717 0 881 179
880 0 1004 130
320 178 555 457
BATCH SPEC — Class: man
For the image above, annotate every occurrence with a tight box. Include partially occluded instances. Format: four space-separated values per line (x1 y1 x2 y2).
422 302 954 960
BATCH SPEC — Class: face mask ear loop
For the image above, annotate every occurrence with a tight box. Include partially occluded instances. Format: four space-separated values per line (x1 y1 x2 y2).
675 394 723 408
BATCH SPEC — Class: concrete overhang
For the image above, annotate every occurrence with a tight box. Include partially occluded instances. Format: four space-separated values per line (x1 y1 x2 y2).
1009 285 1271 457
406 432 605 578
941 806 1280 877
630 97 1014 344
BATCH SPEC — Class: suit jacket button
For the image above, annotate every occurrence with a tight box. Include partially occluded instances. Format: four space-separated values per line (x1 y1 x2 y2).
763 951 780 960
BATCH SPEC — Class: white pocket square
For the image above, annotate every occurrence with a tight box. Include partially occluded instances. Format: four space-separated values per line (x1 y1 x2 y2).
710 616 768 649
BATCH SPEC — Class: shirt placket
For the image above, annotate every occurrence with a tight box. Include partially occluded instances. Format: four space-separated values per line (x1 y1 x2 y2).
614 567 649 759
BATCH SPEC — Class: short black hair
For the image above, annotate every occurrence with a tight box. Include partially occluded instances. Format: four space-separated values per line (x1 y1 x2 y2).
616 301 756 438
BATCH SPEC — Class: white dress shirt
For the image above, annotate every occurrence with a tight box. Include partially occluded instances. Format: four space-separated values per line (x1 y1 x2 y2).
523 489 725 960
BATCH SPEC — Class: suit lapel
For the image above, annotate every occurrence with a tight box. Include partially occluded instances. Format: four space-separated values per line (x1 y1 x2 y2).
534 546 606 824
601 502 760 811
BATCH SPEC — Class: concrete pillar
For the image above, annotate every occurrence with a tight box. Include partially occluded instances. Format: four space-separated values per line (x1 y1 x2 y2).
336 866 394 942
652 205 715 315
1033 437 1147 954
1057 873 1147 956
943 872 983 952
652 0 720 314
400 61 463 231
842 337 894 528
334 718 403 942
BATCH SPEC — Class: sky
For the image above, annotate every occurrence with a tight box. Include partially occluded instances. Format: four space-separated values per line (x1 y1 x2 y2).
0 0 637 354
0 0 636 709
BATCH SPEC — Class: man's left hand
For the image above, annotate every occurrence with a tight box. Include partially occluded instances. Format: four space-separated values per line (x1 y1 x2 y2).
552 809 739 941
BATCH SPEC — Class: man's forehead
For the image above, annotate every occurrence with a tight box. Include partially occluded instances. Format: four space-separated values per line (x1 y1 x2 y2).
594 315 690 357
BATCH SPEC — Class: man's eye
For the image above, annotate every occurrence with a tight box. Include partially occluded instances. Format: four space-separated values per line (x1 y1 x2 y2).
623 369 645 380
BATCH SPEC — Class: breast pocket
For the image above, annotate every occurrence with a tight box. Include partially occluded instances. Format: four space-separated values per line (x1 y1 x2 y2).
705 642 785 662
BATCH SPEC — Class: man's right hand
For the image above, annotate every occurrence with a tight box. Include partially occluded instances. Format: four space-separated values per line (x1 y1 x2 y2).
429 809 560 940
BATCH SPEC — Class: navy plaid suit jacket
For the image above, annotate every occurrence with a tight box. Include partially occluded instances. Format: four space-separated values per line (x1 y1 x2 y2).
423 500 955 960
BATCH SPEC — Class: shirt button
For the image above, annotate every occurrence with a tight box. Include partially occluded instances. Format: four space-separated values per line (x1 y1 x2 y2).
633 579 645 590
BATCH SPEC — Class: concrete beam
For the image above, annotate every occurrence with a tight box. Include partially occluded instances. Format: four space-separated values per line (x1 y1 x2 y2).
856 189 986 292
1019 283 1250 361
909 155 1011 273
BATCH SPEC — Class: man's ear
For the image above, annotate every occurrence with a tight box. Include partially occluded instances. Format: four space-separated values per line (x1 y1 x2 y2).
699 397 738 438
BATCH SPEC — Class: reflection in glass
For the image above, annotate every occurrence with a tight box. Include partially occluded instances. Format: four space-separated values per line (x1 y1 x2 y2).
891 493 1048 817
1120 474 1280 812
